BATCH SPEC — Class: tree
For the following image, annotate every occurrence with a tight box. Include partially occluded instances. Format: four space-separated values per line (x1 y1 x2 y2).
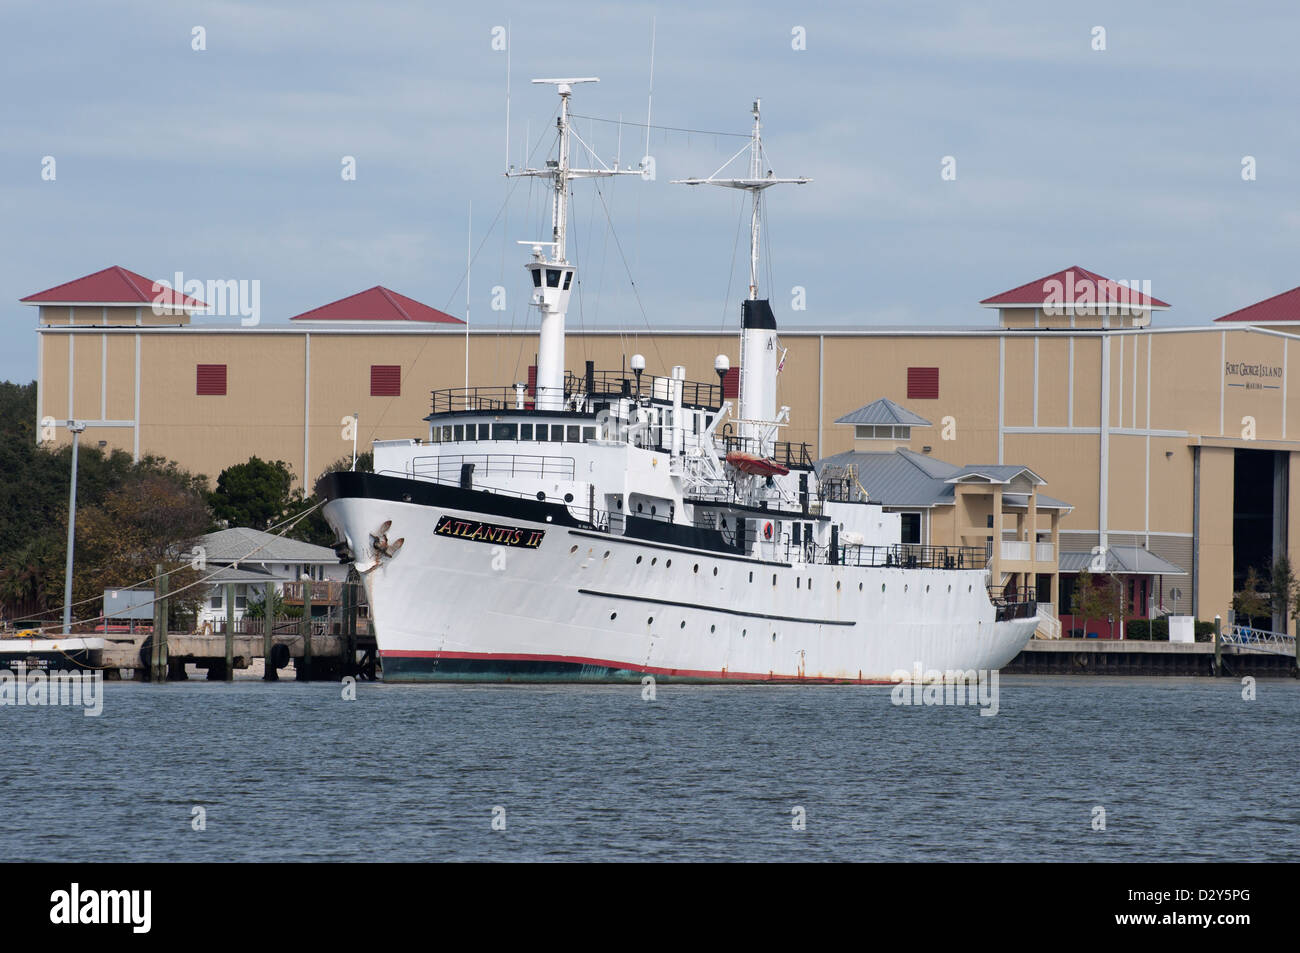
1234 566 1271 623
285 452 375 548
208 457 301 530
1071 570 1115 637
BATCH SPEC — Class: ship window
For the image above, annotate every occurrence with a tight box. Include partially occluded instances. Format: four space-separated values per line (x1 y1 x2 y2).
531 269 542 288
772 574 777 586
520 423 533 440
546 269 562 288
441 426 452 441
429 428 439 443
749 572 753 583
537 425 548 442
453 425 464 441
562 271 573 290
582 426 595 441
797 578 801 589
567 425 580 442
492 423 517 440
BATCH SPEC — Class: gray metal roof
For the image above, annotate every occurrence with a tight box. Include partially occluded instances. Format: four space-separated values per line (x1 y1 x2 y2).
201 527 338 566
834 397 932 427
946 465 1046 486
202 564 291 584
1059 546 1187 576
816 448 1070 510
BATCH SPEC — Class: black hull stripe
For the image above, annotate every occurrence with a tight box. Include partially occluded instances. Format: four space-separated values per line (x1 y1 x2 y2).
568 529 792 567
576 588 856 626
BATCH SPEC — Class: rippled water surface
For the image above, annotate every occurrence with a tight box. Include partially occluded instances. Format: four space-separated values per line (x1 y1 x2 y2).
2 676 1297 861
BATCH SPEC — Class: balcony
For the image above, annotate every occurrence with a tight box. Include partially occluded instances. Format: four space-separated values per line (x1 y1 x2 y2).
991 540 1057 568
282 580 343 606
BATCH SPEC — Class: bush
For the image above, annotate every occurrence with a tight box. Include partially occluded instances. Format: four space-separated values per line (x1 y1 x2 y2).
1125 618 1170 641
1194 621 1216 643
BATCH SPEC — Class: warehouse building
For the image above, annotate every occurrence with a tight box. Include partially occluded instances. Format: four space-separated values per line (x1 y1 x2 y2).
24 264 1300 632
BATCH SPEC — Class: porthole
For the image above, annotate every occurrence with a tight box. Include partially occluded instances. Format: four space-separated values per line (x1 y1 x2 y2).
772 574 777 586
710 624 716 633
693 564 699 574
771 632 777 642
651 505 657 516
881 584 886 593
749 572 753 583
680 620 686 629
569 545 578 554
648 616 654 625
797 578 801 589
713 567 718 576
636 555 643 564
904 584 909 593
836 581 841 591
947 585 952 592
637 503 644 513
925 585 930 593
742 628 747 637
610 612 617 621
968 585 972 593
651 557 657 566
808 579 812 591
666 559 672 568
604 551 611 559
858 582 863 592
564 492 574 503
536 491 545 501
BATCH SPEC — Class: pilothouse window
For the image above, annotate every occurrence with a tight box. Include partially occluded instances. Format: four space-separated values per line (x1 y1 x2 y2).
546 269 562 288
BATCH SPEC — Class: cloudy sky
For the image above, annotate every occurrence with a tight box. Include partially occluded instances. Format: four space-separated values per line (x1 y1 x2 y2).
3 0 1298 383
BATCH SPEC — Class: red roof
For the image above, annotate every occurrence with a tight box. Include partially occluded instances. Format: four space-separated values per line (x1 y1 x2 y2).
21 265 206 308
1214 285 1300 323
289 286 463 324
980 266 1169 309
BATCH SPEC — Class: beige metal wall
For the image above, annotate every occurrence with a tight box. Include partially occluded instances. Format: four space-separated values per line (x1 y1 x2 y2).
35 320 1300 625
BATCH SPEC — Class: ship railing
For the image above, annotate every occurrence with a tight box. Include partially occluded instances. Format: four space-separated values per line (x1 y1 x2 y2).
988 585 1038 622
717 434 816 470
829 542 990 571
430 370 723 416
408 453 577 482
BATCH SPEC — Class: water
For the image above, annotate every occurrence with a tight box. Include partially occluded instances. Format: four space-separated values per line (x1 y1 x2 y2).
2 676 1297 861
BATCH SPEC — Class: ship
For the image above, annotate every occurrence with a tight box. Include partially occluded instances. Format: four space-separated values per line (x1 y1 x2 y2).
317 79 1041 682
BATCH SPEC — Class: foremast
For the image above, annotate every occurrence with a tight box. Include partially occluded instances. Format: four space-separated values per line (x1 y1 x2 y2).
673 100 809 455
507 79 642 410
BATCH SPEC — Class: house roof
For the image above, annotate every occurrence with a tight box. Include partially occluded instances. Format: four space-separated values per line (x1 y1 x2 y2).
21 265 207 308
1059 546 1186 576
202 564 291 584
816 448 1071 510
200 527 339 566
980 266 1170 310
946 464 1046 486
834 397 932 427
289 286 463 324
1213 285 1300 324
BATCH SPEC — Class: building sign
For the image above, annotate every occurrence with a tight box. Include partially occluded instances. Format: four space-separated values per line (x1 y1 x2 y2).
1224 360 1282 390
435 515 544 548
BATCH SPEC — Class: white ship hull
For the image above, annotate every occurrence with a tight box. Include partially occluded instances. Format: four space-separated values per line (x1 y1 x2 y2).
323 478 1039 683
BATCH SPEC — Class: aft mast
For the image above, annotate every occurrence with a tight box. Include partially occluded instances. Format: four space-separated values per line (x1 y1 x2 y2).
508 78 642 410
673 100 809 454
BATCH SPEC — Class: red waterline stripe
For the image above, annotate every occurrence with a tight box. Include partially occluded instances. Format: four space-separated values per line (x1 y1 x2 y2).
380 649 894 685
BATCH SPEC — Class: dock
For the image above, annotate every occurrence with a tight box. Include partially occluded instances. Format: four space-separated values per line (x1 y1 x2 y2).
1005 637 1297 677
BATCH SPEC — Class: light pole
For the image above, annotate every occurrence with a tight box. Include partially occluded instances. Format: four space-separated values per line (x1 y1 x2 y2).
62 420 86 635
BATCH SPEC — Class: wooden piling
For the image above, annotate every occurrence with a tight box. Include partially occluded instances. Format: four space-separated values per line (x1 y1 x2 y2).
299 579 313 681
151 564 169 681
262 579 277 682
223 582 235 681
1213 615 1222 676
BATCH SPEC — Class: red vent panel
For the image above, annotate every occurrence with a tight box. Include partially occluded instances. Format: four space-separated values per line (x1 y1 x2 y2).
907 366 939 400
196 364 227 396
370 365 401 397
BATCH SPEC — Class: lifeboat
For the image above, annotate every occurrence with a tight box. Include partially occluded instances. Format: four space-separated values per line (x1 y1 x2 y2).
725 450 790 477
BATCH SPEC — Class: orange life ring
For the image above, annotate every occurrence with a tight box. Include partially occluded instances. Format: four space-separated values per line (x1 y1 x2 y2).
763 521 774 540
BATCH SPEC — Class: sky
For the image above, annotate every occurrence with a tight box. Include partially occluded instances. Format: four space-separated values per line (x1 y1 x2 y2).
3 0 1299 384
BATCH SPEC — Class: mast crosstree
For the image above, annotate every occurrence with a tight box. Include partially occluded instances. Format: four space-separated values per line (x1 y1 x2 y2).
674 100 810 452
507 79 643 410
